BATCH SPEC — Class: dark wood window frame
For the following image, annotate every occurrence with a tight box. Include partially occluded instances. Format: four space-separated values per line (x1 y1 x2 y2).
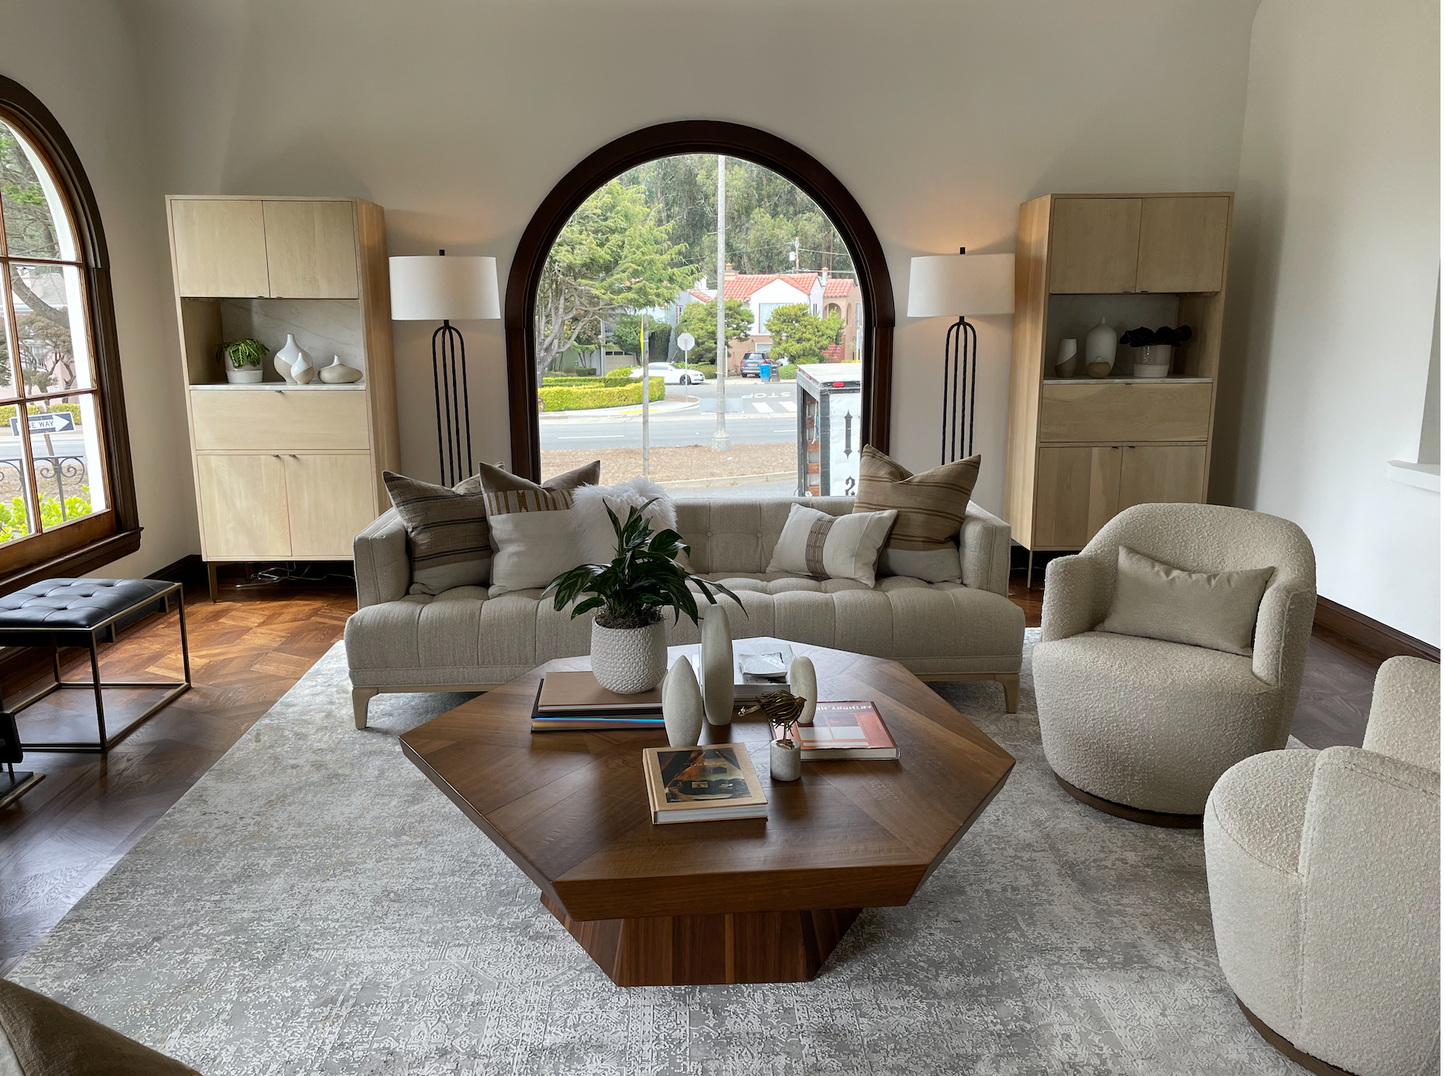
504 120 894 480
0 77 139 591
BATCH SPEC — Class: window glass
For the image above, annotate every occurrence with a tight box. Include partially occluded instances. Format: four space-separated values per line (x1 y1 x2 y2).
0 120 76 260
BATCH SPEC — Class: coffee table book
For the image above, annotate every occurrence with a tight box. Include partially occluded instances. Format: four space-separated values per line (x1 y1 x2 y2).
530 681 664 732
538 671 663 712
642 743 769 824
796 702 900 760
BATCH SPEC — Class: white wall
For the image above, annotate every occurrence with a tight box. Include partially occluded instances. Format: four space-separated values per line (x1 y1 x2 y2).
0 0 201 578
1215 0 1441 645
116 0 1258 519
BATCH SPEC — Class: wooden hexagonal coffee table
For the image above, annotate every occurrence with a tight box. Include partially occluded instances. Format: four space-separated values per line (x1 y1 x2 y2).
400 639 1014 986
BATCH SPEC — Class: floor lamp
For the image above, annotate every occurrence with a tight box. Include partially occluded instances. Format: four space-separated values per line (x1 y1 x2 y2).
907 250 1015 464
389 252 501 486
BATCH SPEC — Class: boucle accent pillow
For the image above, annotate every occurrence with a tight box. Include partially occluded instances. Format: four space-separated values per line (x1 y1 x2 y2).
853 446 979 583
573 477 682 566
479 460 600 595
384 471 493 596
766 503 897 587
1097 546 1275 656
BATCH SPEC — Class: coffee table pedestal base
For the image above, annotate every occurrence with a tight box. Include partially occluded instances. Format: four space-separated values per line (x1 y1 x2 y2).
542 894 861 986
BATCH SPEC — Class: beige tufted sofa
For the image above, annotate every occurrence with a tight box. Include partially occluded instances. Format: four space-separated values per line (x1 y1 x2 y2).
345 495 1025 727
1205 656 1440 1076
1033 502 1317 819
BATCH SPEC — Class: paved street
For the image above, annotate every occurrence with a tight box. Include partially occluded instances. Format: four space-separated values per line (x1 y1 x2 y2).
0 432 88 461
541 380 801 450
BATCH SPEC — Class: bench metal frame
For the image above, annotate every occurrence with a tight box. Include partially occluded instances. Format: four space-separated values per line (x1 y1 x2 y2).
1 580 191 753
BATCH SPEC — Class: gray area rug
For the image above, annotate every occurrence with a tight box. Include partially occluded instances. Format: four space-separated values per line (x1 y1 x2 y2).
7 632 1301 1075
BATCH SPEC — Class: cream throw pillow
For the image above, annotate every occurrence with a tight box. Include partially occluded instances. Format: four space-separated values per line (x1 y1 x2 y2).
1097 546 1275 656
479 461 600 595
767 503 897 587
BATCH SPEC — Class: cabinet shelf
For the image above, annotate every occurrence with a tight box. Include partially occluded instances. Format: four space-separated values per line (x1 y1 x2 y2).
189 382 367 391
1043 377 1212 385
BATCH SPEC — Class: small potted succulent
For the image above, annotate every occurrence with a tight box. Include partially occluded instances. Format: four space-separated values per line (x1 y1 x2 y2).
1119 325 1192 378
544 501 741 694
218 338 267 384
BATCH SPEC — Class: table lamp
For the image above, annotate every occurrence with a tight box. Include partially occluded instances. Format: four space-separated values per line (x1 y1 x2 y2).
907 249 1015 463
389 252 501 486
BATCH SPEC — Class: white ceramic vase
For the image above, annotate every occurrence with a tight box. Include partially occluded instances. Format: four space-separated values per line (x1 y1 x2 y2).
1055 338 1079 378
700 604 734 726
770 739 801 782
590 619 667 694
274 334 311 384
789 656 817 726
1084 319 1117 379
319 356 363 384
661 656 704 747
290 354 315 384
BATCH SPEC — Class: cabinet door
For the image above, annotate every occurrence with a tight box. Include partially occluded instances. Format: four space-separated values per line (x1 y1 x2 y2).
1047 198 1141 293
283 453 376 557
1135 196 1230 293
171 200 270 298
263 200 359 299
195 454 291 558
1118 445 1207 509
1033 446 1121 548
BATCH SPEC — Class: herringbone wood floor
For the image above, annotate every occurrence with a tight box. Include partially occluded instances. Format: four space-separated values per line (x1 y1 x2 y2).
0 572 1380 976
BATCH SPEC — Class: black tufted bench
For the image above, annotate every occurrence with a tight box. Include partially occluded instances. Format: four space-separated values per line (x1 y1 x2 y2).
0 578 190 763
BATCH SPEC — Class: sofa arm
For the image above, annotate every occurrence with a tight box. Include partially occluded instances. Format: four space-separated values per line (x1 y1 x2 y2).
1295 746 1440 1075
1040 554 1109 643
1249 581 1317 745
354 508 409 608
959 503 1011 596
1363 656 1441 771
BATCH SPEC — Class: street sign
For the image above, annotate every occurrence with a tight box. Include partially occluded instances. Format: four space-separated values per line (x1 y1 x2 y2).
10 411 75 436
676 332 695 351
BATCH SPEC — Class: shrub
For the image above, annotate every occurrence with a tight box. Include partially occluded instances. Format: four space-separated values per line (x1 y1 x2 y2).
538 377 663 412
0 489 91 543
0 403 83 428
601 368 637 387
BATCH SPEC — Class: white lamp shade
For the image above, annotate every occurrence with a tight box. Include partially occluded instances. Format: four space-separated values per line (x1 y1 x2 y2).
907 253 1016 318
389 255 501 321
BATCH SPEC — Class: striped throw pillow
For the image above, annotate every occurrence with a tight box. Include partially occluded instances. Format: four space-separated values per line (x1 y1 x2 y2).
384 471 494 596
478 460 601 595
853 446 980 583
766 503 897 587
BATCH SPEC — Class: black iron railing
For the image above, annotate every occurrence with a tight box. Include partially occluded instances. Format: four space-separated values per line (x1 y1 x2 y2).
0 454 88 521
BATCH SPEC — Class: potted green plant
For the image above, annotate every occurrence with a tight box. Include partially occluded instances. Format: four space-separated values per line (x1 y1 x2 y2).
1119 325 1192 378
218 338 268 384
544 501 742 694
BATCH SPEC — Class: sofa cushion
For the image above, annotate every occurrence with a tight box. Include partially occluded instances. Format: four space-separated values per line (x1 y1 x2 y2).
383 470 492 595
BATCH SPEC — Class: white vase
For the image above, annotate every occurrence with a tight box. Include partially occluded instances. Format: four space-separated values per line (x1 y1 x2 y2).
1131 344 1172 378
274 334 310 384
700 604 734 726
590 619 667 694
770 739 801 782
789 656 817 726
1085 318 1117 379
225 365 263 384
290 354 315 384
661 656 704 747
1055 338 1079 378
319 356 363 384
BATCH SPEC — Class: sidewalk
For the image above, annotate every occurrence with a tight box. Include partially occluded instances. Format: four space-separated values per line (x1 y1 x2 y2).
538 396 699 421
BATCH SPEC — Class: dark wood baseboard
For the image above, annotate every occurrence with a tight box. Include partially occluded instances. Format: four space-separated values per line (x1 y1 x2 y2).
1236 996 1360 1076
1313 597 1440 666
1054 772 1205 829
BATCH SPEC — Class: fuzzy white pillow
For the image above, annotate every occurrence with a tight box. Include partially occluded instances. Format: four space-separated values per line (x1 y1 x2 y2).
572 477 682 565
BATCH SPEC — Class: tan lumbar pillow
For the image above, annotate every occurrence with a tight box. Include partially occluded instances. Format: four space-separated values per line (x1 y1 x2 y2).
852 445 980 583
1097 546 1275 656
767 502 897 587
478 460 601 595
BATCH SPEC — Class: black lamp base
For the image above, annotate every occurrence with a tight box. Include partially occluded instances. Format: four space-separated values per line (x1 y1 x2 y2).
432 320 473 487
941 315 978 464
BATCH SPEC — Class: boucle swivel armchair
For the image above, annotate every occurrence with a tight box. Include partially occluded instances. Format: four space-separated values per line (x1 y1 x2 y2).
1033 503 1316 824
1205 656 1440 1076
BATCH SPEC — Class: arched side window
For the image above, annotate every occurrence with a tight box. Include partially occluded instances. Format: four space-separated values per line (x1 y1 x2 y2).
0 78 136 586
505 121 893 481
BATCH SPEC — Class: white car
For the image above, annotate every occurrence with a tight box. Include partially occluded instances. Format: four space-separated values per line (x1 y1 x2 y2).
630 361 705 386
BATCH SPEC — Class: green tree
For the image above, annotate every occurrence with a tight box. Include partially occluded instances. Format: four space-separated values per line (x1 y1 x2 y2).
764 304 843 365
534 181 696 382
676 298 753 365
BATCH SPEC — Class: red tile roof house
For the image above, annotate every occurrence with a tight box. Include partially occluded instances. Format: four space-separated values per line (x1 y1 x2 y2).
679 264 852 373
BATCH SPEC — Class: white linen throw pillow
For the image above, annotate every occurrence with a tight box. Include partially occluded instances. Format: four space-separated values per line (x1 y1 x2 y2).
766 503 897 587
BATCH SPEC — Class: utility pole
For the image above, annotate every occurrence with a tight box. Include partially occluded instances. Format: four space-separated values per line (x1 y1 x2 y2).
640 311 650 476
712 155 731 451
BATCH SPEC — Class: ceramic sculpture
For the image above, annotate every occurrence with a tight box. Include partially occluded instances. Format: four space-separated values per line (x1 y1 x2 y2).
661 656 704 747
700 604 734 726
274 334 312 384
319 356 363 384
788 656 817 726
1084 319 1118 379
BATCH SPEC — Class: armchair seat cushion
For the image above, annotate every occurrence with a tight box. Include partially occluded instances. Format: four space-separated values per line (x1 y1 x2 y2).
1035 631 1279 814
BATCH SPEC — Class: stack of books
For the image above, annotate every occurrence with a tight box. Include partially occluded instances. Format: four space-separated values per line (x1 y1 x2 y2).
795 702 900 760
530 671 664 732
642 743 769 824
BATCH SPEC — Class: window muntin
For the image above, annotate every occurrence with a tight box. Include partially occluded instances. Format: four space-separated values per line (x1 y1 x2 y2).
0 116 108 549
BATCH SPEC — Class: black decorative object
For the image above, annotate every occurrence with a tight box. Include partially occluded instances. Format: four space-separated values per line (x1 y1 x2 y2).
941 314 980 464
430 319 472 487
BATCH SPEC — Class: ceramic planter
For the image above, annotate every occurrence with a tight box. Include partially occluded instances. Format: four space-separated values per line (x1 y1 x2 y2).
590 619 667 694
225 365 264 384
770 739 801 782
1131 344 1172 378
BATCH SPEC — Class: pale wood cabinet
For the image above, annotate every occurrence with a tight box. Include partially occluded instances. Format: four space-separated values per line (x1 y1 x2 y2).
166 195 400 597
1004 192 1233 560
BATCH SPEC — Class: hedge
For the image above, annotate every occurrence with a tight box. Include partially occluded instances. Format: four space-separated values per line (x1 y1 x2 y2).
538 377 663 412
601 368 637 387
0 403 83 427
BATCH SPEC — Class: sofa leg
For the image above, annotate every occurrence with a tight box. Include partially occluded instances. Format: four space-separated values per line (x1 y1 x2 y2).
352 688 378 730
996 673 1020 714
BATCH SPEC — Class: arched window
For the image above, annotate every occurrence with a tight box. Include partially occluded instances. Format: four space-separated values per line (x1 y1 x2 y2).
0 78 136 584
505 122 893 483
